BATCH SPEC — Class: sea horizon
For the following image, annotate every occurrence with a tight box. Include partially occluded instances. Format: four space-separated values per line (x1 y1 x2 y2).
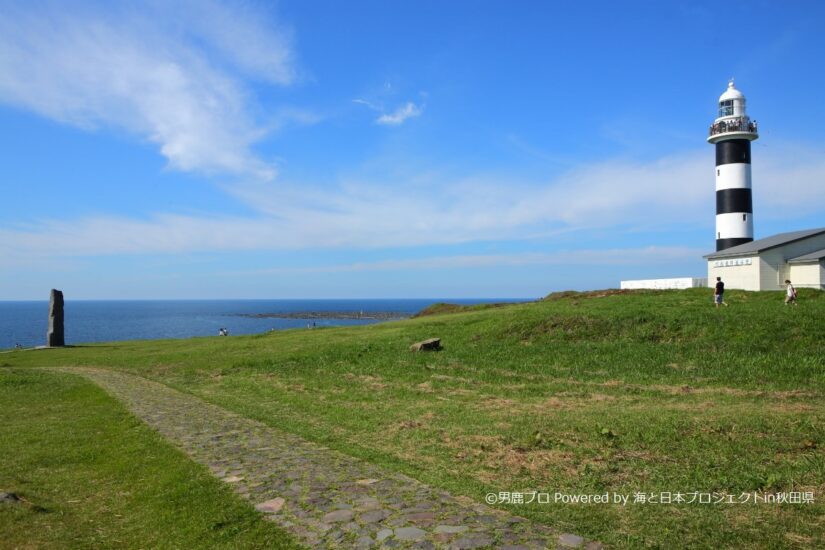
0 297 529 350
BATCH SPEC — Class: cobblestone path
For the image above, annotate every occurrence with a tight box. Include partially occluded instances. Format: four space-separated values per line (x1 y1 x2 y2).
69 368 600 550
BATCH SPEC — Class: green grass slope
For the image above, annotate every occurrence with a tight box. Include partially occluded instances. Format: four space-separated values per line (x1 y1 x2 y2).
0 369 301 549
3 288 824 548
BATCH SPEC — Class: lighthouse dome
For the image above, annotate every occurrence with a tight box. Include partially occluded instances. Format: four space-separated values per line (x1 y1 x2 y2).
716 80 748 119
719 80 745 102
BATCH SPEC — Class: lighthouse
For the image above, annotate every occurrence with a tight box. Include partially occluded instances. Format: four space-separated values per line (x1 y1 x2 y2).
708 80 759 251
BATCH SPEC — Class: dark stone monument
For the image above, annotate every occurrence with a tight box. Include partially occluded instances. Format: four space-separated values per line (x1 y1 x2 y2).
47 289 65 347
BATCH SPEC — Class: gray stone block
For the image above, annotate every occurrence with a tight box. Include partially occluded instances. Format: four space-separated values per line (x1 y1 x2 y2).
47 289 65 347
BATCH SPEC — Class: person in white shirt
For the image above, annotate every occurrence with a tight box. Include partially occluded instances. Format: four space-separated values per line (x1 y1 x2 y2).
784 280 798 306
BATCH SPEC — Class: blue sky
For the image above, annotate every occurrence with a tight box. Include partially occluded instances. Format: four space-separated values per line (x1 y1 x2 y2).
2 0 825 299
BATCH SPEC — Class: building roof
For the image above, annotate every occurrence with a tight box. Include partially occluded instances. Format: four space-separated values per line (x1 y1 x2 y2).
788 247 825 263
704 227 825 259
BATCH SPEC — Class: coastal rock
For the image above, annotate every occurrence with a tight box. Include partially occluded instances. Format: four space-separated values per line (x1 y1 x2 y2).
47 289 65 347
409 338 441 352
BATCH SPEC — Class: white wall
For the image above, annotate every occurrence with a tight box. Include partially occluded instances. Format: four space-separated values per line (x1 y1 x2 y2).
707 256 760 291
789 262 824 289
758 249 785 291
620 278 708 290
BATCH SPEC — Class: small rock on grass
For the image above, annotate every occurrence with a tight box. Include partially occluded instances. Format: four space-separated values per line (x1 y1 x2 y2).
1 492 21 504
409 338 441 352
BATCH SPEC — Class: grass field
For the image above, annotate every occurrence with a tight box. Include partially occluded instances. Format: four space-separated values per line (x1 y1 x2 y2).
2 288 824 548
0 368 301 549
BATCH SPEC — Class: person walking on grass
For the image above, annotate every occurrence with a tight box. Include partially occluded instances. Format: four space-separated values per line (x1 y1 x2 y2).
784 279 798 306
714 277 728 307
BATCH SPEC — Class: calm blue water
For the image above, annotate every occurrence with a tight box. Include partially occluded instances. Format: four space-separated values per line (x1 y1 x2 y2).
0 299 519 350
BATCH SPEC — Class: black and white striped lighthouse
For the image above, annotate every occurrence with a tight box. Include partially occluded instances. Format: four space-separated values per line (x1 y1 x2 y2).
708 80 759 251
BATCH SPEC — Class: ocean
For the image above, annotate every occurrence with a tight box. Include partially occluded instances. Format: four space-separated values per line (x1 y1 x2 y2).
0 299 519 350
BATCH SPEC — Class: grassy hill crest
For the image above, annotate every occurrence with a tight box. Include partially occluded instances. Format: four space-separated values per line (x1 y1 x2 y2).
3 288 824 548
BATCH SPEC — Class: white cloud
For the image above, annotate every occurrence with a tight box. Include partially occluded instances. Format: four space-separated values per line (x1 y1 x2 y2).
219 148 717 245
3 143 825 263
752 143 825 214
223 247 706 276
167 0 295 85
376 102 423 125
354 97 424 125
353 98 381 110
0 1 294 180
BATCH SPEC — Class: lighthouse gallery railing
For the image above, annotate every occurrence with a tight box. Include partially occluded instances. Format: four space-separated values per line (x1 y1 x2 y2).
709 117 758 138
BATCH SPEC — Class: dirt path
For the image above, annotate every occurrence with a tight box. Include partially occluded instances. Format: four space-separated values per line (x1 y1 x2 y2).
68 368 598 549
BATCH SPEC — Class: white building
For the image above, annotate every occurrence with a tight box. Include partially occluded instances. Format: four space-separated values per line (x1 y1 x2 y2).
620 278 707 290
705 228 825 290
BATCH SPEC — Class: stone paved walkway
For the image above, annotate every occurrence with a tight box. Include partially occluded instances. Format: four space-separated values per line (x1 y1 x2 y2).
67 368 601 550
